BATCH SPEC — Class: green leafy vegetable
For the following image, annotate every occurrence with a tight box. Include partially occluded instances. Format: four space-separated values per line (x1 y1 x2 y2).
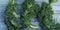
37 2 54 30
37 0 60 30
49 0 57 4
21 0 40 28
4 0 21 30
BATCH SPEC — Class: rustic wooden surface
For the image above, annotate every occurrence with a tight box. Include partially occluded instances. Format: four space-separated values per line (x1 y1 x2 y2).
0 0 60 30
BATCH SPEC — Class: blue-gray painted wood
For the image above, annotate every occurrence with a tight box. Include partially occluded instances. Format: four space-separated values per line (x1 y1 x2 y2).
0 0 9 30
0 0 60 30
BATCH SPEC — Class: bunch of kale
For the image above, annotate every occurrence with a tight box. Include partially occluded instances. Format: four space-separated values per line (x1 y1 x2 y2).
4 0 60 30
4 0 21 30
21 0 40 28
37 0 60 30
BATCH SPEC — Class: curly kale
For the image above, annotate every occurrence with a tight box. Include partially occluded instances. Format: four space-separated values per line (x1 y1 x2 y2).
37 0 60 30
21 0 40 28
4 0 21 30
37 2 54 30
